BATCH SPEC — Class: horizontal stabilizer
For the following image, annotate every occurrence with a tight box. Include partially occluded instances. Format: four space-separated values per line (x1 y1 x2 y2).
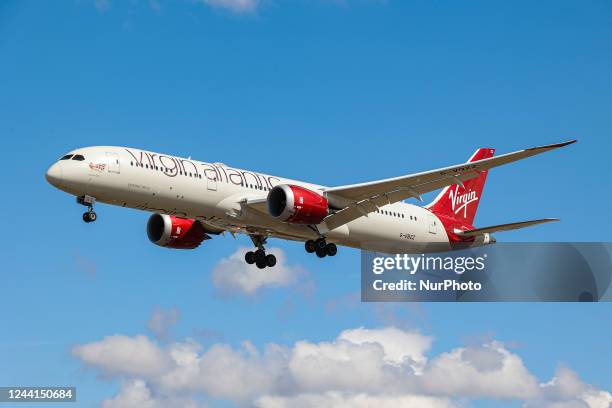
454 218 559 237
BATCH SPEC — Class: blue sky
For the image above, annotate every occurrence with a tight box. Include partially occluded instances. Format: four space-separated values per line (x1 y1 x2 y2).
1 0 611 407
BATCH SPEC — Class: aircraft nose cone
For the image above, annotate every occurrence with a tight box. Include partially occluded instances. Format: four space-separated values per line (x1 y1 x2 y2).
45 162 63 187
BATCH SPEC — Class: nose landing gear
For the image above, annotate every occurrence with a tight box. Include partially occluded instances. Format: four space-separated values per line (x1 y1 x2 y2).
82 210 97 223
78 195 97 223
245 235 277 268
305 238 337 258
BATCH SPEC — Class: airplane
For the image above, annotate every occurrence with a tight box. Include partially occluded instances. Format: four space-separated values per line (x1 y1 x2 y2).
45 140 575 269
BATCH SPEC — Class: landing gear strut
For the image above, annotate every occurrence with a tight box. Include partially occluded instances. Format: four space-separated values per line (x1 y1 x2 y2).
78 195 97 223
305 238 337 258
245 235 277 268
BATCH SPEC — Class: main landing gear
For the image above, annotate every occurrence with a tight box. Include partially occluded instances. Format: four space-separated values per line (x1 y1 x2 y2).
78 195 97 223
305 238 337 258
245 235 277 269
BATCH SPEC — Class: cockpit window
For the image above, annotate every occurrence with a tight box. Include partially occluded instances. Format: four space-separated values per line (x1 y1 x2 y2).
59 154 73 160
72 154 85 161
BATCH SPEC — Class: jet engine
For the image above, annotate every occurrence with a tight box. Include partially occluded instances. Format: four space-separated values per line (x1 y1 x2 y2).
267 184 329 224
147 214 210 249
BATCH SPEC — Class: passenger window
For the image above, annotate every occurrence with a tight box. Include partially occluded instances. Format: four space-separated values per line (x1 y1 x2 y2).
72 154 85 161
60 154 73 160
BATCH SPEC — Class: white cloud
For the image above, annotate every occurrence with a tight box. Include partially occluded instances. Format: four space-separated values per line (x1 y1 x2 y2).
157 341 289 402
200 0 259 14
287 327 431 394
338 326 432 368
211 247 306 295
72 335 170 377
73 327 612 408
101 380 205 408
147 307 180 340
525 366 612 408
255 392 459 408
418 341 540 399
288 336 397 393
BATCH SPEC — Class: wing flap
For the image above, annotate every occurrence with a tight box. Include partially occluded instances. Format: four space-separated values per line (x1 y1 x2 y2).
455 218 559 237
241 196 268 215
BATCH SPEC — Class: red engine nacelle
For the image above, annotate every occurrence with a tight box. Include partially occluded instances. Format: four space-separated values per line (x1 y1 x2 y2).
267 184 329 224
147 214 209 249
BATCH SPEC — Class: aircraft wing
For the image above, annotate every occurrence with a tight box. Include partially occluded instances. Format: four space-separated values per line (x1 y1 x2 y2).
454 218 559 236
318 140 575 232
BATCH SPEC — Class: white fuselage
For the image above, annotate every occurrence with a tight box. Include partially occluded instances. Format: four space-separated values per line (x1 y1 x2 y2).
46 146 452 253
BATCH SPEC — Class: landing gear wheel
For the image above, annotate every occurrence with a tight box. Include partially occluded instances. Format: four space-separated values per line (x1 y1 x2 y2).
315 247 327 258
305 240 316 253
256 259 267 269
254 249 266 263
265 254 277 267
82 211 97 223
315 238 327 251
325 243 337 256
245 251 256 264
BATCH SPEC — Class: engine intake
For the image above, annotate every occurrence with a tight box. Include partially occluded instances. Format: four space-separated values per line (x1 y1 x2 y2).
147 214 209 249
267 184 329 224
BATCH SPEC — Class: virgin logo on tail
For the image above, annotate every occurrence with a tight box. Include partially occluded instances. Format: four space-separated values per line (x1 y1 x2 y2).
448 185 479 219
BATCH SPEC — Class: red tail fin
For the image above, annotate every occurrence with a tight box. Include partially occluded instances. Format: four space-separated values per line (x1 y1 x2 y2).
427 148 495 226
